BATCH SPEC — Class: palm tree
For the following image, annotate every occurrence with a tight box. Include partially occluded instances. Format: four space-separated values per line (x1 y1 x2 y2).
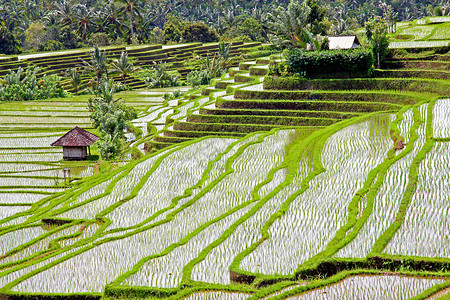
116 0 142 44
101 1 123 40
268 0 312 48
110 51 140 85
65 68 82 94
54 1 73 27
82 46 109 88
72 4 94 42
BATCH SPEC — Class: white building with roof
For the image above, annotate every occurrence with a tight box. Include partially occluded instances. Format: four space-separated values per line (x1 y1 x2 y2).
328 35 361 50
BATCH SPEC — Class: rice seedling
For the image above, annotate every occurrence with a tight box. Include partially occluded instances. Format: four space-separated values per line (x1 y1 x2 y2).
0 116 90 123
0 164 55 174
286 275 443 299
0 193 48 204
0 246 83 290
183 291 251 299
260 284 306 299
384 141 450 257
170 101 196 120
104 138 237 229
336 105 427 258
133 106 170 123
56 151 169 220
240 115 394 274
400 26 434 40
0 124 91 130
389 41 450 49
192 145 314 284
240 84 264 91
432 99 450 138
0 132 66 138
428 16 450 23
0 225 80 266
397 109 414 144
153 108 175 124
0 177 60 188
0 226 47 256
122 205 253 288
0 137 62 149
428 23 450 40
0 153 62 163
0 111 89 117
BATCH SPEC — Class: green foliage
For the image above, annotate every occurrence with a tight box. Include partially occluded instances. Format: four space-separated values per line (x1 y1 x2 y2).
82 46 109 86
59 27 82 49
365 17 390 68
37 40 65 52
163 15 184 43
88 32 111 46
65 68 83 94
144 63 179 88
88 79 137 160
147 27 166 45
0 67 67 101
287 48 375 77
201 55 225 80
267 61 290 77
187 69 209 87
237 18 265 42
24 21 47 50
182 22 219 43
97 135 123 161
0 23 22 54
111 51 141 85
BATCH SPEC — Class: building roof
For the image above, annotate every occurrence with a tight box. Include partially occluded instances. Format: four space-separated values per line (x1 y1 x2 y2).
51 126 99 147
328 35 360 50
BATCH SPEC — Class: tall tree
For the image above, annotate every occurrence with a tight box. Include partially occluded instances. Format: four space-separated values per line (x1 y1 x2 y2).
116 0 142 44
110 51 140 85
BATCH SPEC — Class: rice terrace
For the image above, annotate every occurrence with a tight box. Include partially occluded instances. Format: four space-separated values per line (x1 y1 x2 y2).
1 0 450 299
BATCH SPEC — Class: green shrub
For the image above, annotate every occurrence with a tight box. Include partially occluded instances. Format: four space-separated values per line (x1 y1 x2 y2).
88 32 111 46
287 48 374 77
187 69 209 87
144 63 179 88
38 40 65 52
0 67 67 101
163 15 184 43
182 22 219 43
0 25 22 54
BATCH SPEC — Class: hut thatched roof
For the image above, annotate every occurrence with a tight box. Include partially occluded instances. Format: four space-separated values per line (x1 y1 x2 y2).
51 127 99 147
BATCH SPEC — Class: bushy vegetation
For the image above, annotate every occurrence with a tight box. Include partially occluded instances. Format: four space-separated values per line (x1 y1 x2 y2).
142 63 180 89
0 0 445 54
88 79 136 160
287 48 375 77
0 67 67 101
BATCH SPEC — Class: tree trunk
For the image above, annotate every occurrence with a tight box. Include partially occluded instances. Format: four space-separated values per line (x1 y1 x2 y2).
377 51 380 69
130 12 135 44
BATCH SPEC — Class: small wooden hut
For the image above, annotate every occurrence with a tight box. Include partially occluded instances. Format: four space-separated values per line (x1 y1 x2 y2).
51 127 99 160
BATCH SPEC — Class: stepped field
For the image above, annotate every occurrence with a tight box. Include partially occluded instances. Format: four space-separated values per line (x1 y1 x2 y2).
390 17 450 49
1 40 450 299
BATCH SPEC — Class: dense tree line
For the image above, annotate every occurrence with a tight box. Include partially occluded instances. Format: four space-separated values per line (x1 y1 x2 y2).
0 0 448 54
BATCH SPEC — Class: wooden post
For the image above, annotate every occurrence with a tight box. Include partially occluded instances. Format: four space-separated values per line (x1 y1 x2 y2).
63 168 71 185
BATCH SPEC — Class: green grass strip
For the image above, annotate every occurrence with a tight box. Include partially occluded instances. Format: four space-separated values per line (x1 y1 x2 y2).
370 97 436 254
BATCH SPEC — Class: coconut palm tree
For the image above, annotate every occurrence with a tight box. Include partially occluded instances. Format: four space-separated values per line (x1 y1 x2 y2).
72 4 95 42
268 0 311 48
82 46 109 88
110 51 140 85
116 0 142 44
54 1 73 26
